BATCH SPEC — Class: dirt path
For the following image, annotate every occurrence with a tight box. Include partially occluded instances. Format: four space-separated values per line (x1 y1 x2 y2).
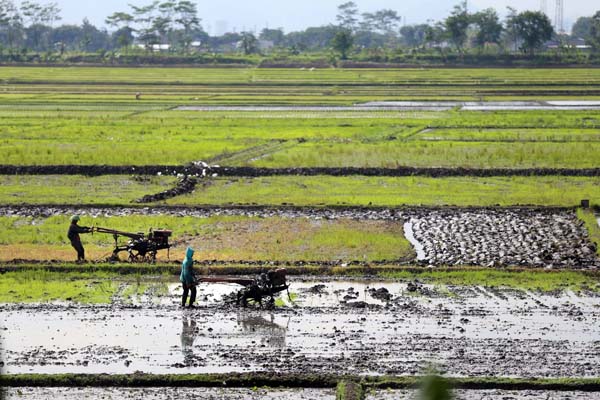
2 279 599 377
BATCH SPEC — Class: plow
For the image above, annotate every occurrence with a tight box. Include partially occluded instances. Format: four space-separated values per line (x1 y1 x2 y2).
199 268 291 308
93 227 172 263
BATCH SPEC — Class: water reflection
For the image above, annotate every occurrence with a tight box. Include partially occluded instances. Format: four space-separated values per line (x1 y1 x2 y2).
237 313 289 348
181 316 197 365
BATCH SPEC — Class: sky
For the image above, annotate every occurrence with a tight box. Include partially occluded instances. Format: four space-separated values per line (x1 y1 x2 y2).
55 0 597 34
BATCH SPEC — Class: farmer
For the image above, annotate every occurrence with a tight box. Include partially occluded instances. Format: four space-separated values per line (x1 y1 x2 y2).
67 215 92 262
180 247 197 308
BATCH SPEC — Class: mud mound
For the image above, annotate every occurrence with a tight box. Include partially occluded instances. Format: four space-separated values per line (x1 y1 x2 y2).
136 176 197 203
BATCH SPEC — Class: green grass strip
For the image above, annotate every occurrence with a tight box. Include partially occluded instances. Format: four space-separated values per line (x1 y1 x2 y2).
2 374 600 392
0 267 598 301
0 373 340 389
363 376 600 391
168 176 600 208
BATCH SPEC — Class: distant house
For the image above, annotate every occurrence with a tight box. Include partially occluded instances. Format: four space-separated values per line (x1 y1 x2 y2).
258 40 275 51
135 44 171 52
545 37 591 50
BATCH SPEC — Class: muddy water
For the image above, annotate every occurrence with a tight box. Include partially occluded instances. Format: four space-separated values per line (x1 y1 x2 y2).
2 387 334 399
367 389 600 399
1 279 599 377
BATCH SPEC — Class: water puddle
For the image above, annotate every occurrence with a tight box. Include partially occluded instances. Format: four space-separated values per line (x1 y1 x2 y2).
547 101 600 106
403 221 427 261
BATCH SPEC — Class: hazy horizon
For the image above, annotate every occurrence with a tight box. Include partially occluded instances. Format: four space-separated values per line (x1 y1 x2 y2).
53 0 597 34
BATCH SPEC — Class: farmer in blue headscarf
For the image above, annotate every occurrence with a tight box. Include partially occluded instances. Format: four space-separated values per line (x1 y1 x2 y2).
180 247 197 308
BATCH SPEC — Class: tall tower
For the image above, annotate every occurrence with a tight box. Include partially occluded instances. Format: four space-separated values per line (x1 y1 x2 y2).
555 0 564 34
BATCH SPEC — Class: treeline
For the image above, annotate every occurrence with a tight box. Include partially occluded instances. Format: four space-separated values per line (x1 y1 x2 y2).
0 0 599 64
326 2 600 58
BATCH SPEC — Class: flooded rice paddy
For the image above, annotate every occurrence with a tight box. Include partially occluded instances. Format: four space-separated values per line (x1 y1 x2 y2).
1 387 334 400
2 279 599 377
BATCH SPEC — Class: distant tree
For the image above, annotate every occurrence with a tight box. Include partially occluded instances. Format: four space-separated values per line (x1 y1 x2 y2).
571 16 592 39
206 31 241 50
0 0 22 50
353 30 387 48
21 1 60 26
174 0 201 51
130 1 160 50
503 7 520 52
424 21 446 48
106 12 133 29
361 9 401 35
259 28 285 46
20 1 61 50
285 26 339 50
80 18 108 52
331 28 353 59
155 1 176 45
105 12 134 50
111 26 134 51
590 11 600 51
444 1 470 53
400 24 429 48
512 10 554 56
50 24 80 51
239 31 258 54
336 1 359 32
472 8 502 48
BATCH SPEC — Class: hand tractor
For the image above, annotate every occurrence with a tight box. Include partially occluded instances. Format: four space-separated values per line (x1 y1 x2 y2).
93 227 172 263
199 268 290 308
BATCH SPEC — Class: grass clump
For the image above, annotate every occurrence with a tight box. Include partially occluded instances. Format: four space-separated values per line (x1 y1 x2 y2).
0 270 175 304
577 208 600 257
377 269 600 293
0 270 117 303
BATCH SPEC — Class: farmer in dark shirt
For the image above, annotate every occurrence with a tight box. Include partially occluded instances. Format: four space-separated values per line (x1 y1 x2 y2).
67 215 92 262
